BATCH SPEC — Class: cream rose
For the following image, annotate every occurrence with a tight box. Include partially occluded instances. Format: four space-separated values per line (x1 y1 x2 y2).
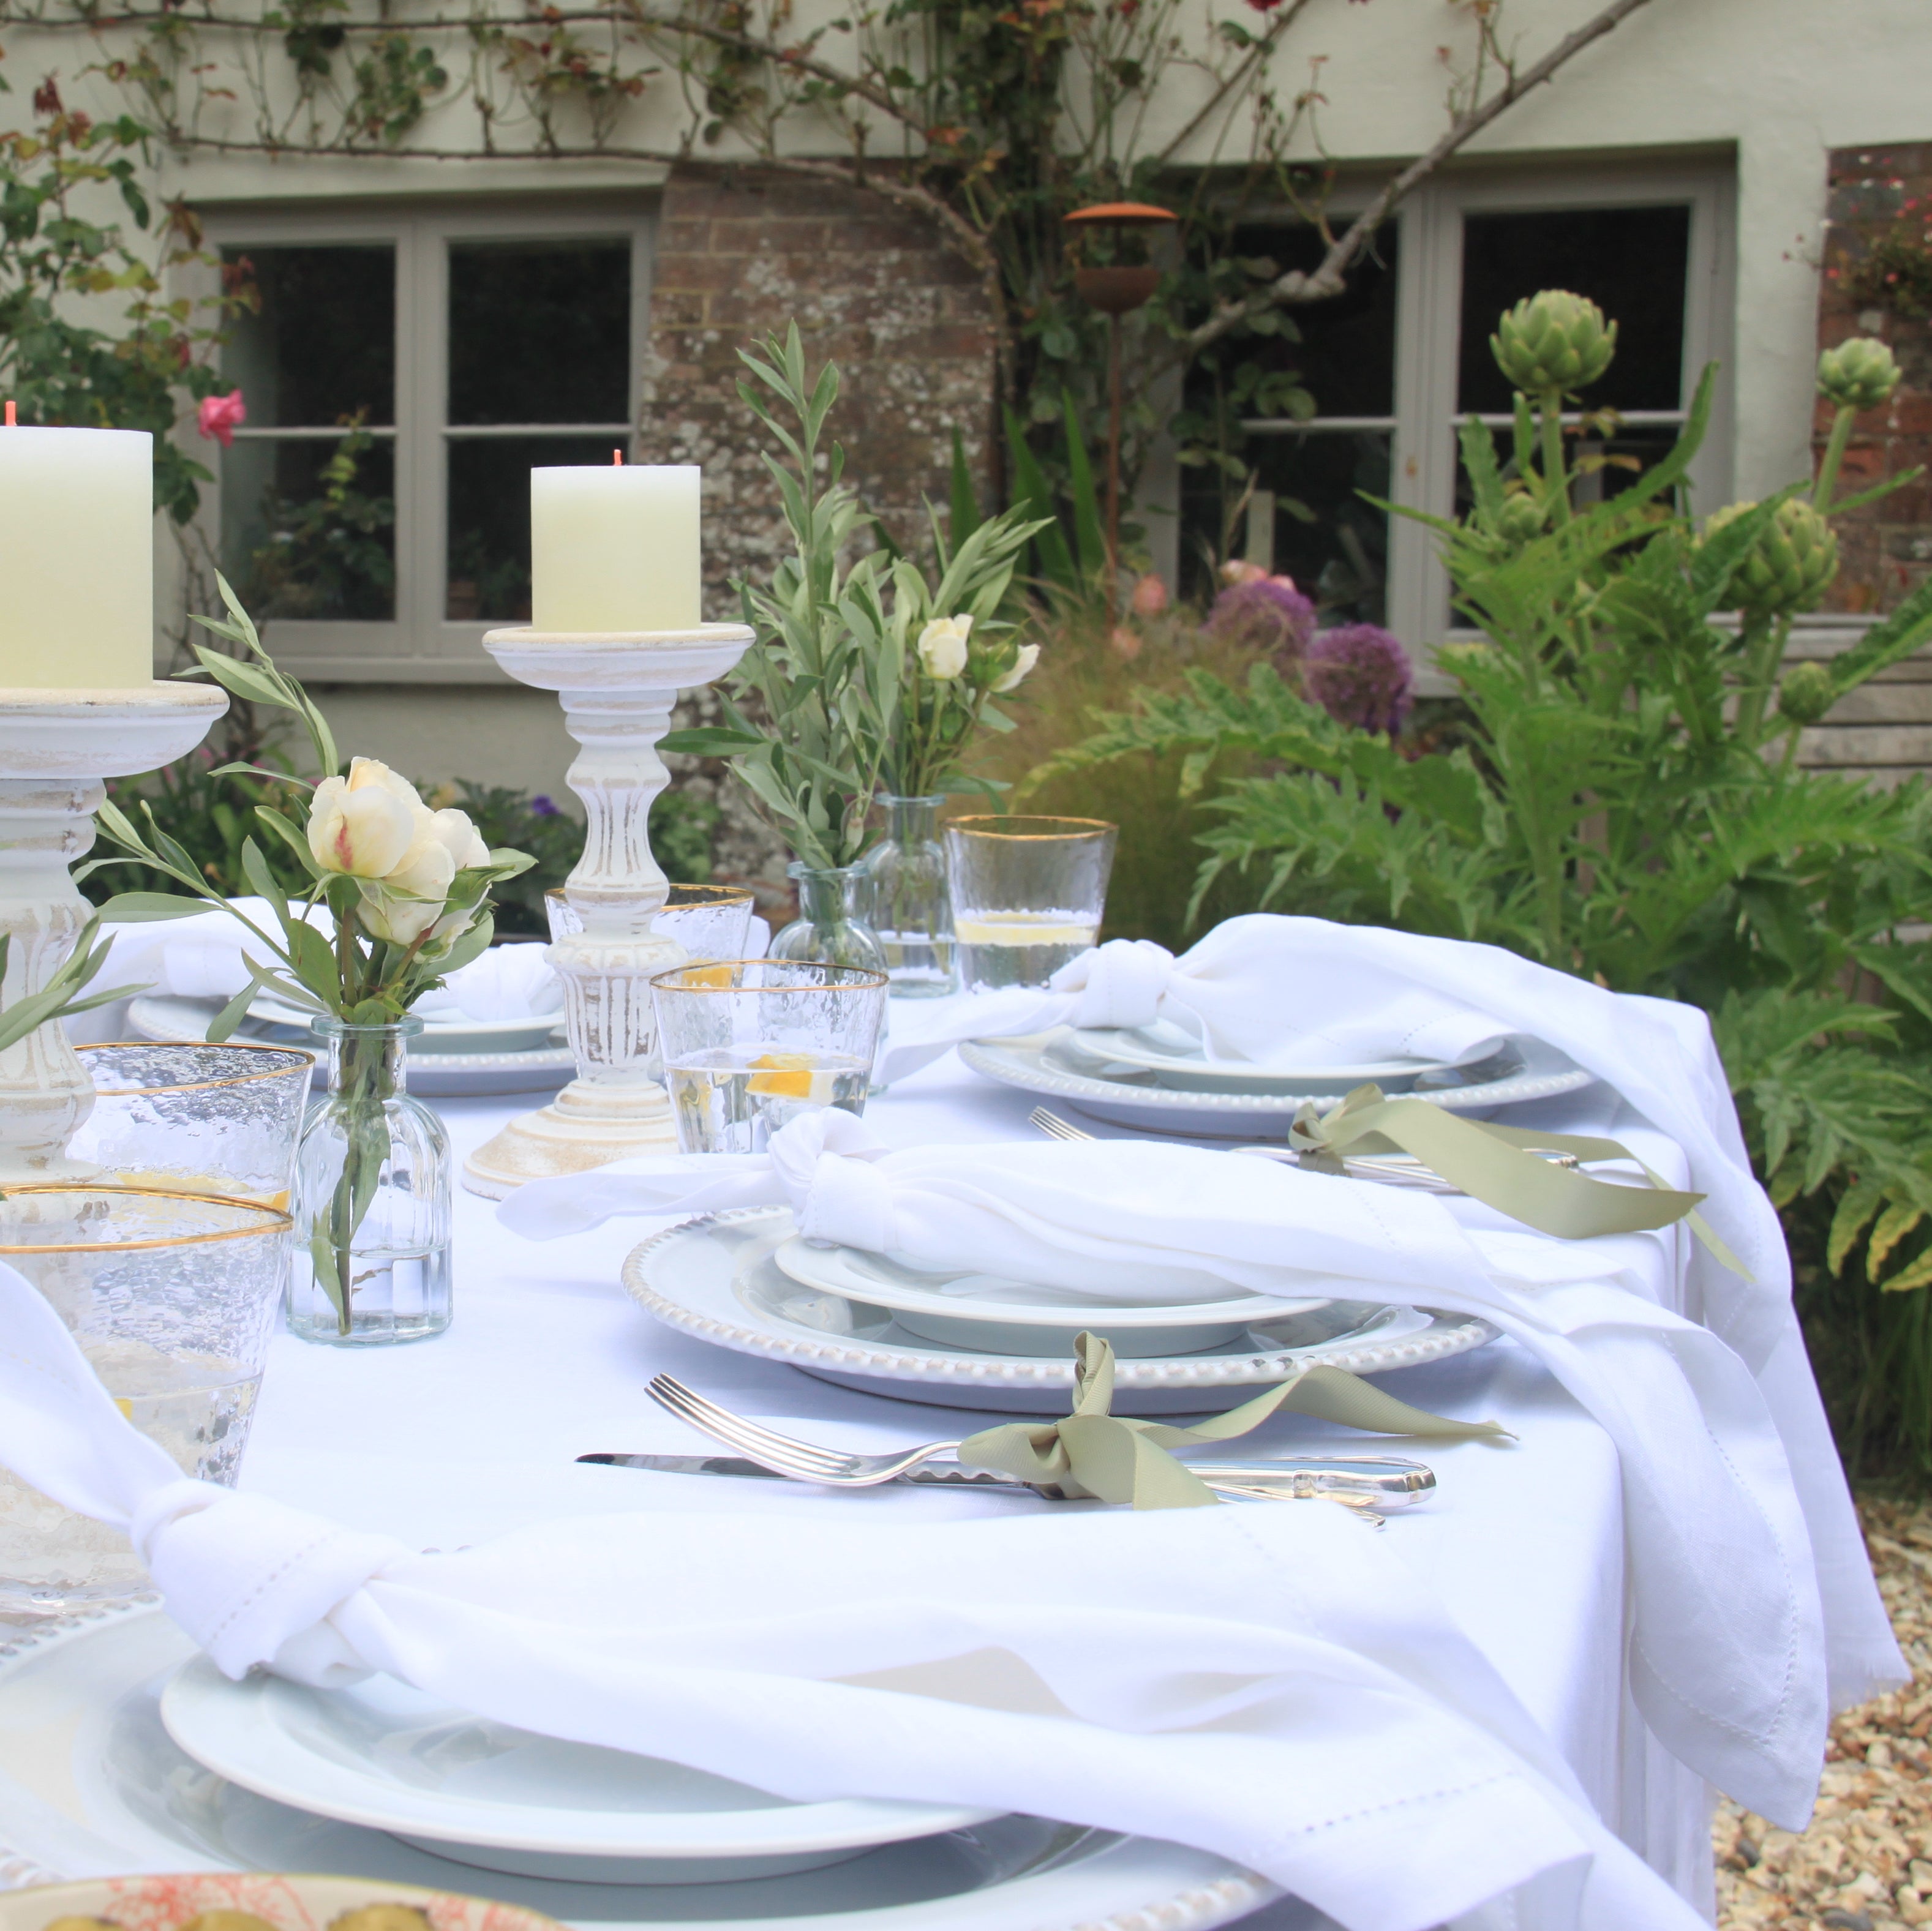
917 614 972 679
991 643 1041 694
356 804 491 945
307 758 422 879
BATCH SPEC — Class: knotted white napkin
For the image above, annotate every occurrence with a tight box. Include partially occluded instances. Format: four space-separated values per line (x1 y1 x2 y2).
882 920 1510 1081
502 1108 1839 1828
880 913 1901 1724
0 1254 1705 1931
415 942 563 1022
99 895 333 1001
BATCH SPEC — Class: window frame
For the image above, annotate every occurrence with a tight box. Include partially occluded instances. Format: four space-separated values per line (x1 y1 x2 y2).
1179 158 1737 678
194 193 656 683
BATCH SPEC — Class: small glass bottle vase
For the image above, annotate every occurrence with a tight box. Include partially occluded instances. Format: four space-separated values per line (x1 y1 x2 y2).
863 795 956 997
769 864 890 972
288 1015 453 1346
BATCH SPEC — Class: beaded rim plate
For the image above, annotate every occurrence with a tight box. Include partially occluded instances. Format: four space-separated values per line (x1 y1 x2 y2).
622 1207 1496 1414
0 1605 1279 1931
958 1030 1593 1138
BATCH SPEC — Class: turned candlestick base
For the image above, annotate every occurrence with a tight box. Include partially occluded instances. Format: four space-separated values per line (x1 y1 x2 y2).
0 683 228 1184
462 626 753 1198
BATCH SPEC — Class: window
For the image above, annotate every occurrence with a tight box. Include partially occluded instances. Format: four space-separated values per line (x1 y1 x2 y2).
198 199 652 679
1174 163 1735 667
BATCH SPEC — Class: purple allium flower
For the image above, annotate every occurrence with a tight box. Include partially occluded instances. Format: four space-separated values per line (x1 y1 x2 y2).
1302 624 1415 735
1204 571 1317 664
530 795 560 817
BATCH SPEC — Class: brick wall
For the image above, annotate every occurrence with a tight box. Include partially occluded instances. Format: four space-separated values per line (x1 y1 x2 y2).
638 163 999 906
1819 143 1932 616
637 164 998 604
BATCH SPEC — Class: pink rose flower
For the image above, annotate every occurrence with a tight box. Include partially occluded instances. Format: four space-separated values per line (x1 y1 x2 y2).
197 389 246 448
1130 572 1170 617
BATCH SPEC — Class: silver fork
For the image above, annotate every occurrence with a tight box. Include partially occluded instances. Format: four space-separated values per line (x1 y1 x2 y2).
646 1374 1387 1520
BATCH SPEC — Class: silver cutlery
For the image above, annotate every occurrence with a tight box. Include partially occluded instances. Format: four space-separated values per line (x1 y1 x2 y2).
1026 1104 1580 1190
581 1449 1434 1503
644 1375 1427 1521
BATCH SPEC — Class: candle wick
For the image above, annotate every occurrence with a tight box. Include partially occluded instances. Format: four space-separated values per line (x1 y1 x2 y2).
3 401 13 428
612 449 623 465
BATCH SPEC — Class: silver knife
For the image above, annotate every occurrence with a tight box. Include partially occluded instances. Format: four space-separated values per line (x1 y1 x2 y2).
577 1452 1434 1505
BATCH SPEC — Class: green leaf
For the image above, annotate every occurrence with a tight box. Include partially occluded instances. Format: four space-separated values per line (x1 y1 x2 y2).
92 891 211 922
1061 389 1107 585
948 426 982 550
1004 406 1077 592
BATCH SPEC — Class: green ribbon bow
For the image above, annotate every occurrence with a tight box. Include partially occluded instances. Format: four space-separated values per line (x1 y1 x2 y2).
1290 1084 1747 1278
957 1332 1509 1509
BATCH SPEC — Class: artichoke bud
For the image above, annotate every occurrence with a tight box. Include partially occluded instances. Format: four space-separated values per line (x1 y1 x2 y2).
1494 490 1546 547
1702 498 1840 617
1490 290 1618 397
1817 336 1900 414
1776 660 1836 726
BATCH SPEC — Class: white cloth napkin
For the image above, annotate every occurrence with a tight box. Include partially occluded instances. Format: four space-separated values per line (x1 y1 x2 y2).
99 896 332 1001
883 922 1511 1079
499 1107 1867 1829
0 1255 1705 1931
881 914 1902 1730
416 942 563 1022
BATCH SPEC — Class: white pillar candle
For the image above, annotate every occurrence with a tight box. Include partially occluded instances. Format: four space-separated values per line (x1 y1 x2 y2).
0 419 153 689
530 462 701 633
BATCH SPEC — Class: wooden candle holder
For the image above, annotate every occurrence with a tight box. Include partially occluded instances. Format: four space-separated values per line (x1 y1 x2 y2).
462 625 754 1197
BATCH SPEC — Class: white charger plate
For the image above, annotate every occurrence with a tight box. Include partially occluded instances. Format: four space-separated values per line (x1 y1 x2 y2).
160 1654 992 1884
960 1031 1593 1139
1064 1020 1462 1095
623 1209 1495 1415
131 995 577 1098
0 1606 1277 1931
772 1238 1329 1359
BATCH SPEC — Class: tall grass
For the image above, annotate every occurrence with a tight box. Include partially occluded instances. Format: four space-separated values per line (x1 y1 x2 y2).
962 605 1271 951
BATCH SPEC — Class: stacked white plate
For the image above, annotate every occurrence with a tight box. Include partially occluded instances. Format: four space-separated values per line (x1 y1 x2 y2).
960 1027 1594 1137
0 1604 1279 1931
623 1207 1496 1415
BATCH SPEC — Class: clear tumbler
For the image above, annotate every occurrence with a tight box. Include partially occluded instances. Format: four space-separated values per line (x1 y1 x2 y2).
0 1185 291 1619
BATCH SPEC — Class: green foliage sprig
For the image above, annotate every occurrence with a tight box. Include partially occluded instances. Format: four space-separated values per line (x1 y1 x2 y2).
0 917 146 1054
662 325 1039 869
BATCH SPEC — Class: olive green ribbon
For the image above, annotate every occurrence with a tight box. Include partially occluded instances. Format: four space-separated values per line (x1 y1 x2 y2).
956 1332 1510 1510
1290 1084 1748 1279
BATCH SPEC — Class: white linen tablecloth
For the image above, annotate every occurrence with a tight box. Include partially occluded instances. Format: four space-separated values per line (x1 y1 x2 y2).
228 1053 1768 1927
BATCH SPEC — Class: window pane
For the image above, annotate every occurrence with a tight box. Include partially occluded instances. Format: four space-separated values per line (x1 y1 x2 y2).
220 247 395 428
223 432 397 622
1225 223 1399 418
448 241 631 426
1457 206 1690 414
1181 430 1391 624
447 434 618 621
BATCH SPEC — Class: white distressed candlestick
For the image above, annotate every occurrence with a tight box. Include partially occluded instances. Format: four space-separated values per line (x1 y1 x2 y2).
0 683 228 1183
462 626 753 1198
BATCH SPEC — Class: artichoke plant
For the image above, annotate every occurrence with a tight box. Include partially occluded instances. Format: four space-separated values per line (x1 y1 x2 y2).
1490 290 1618 397
1703 498 1840 617
1817 337 1900 415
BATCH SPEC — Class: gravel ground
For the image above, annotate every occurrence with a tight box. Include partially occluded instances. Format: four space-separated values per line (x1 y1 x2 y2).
1716 1499 1932 1930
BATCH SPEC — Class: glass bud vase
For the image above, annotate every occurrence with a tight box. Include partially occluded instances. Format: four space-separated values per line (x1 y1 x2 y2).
863 795 956 997
288 1014 453 1346
768 864 890 973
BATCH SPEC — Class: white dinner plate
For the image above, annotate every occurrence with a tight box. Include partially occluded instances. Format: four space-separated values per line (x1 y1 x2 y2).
131 995 577 1098
772 1237 1330 1358
624 1208 1495 1415
0 1606 1278 1931
161 1654 993 1884
960 1031 1593 1138
252 992 567 1057
1064 1021 1462 1095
